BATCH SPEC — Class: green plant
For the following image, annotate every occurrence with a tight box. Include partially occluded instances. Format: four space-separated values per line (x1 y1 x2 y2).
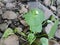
24 9 45 33
2 28 26 39
48 17 59 39
27 33 36 44
24 8 59 45
40 37 48 45
2 28 14 38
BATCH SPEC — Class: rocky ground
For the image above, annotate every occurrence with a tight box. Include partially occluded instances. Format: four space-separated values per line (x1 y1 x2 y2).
0 0 60 45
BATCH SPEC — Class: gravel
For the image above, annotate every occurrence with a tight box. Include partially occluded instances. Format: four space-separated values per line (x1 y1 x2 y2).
6 3 16 9
43 0 51 6
0 2 4 8
3 0 15 3
55 29 60 38
45 22 54 34
19 4 28 14
0 9 3 14
0 35 19 45
2 11 17 19
20 20 28 26
0 32 2 38
57 6 60 17
0 23 8 31
49 40 60 45
50 5 56 11
57 0 60 5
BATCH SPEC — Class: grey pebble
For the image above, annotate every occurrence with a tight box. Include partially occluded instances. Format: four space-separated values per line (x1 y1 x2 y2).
20 20 28 26
43 0 51 6
49 40 60 45
55 29 60 38
19 4 28 14
0 9 3 14
57 6 60 17
0 32 2 38
0 2 4 8
57 0 60 5
6 3 16 9
2 11 17 19
0 23 8 31
50 5 56 11
45 22 54 34
0 35 19 45
3 0 15 3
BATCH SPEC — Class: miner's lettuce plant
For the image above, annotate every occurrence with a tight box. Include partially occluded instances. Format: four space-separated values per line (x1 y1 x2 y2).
24 9 59 45
24 8 48 45
24 9 45 33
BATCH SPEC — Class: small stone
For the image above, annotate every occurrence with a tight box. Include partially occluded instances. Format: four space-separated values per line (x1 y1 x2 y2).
4 35 19 45
0 35 19 45
0 32 2 38
7 20 12 25
4 20 12 25
0 38 5 45
19 5 28 14
0 9 3 14
6 3 15 9
3 0 15 3
55 29 60 38
49 40 60 45
58 22 60 29
2 11 17 19
20 20 28 26
0 15 3 24
57 6 60 17
50 6 56 11
45 22 54 34
1 8 6 13
0 2 4 7
43 0 51 6
0 23 8 31
57 0 60 5
0 0 2 1
20 0 29 1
